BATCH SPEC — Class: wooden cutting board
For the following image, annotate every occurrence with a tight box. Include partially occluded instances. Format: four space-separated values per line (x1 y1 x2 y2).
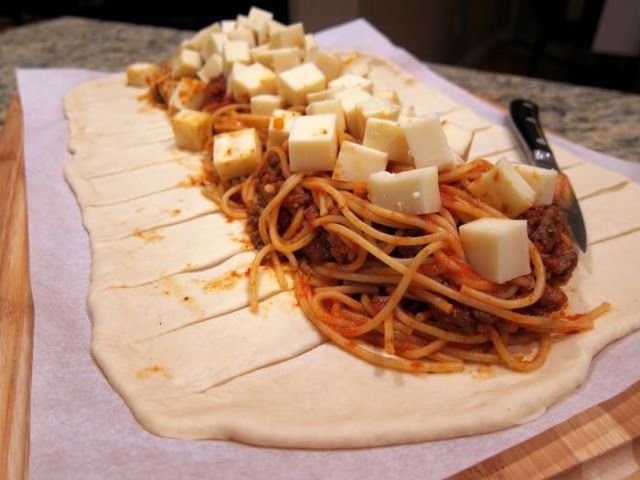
0 96 638 479
0 96 33 480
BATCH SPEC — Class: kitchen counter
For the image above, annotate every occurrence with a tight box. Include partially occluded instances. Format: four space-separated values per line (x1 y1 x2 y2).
1 16 638 161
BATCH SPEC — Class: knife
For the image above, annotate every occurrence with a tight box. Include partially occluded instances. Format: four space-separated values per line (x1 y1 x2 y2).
509 99 587 252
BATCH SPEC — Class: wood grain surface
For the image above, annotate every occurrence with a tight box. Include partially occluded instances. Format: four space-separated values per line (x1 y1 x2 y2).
0 94 638 479
0 97 34 480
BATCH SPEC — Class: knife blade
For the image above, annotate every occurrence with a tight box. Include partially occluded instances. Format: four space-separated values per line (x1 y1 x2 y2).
509 98 587 252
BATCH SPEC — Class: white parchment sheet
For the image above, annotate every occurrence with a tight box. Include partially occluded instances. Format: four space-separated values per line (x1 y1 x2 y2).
18 19 640 480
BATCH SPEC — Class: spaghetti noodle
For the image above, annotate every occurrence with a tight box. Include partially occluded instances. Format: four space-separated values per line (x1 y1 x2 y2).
146 72 609 374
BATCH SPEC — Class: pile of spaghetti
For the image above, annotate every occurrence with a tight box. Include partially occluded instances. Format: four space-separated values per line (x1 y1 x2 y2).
189 101 610 374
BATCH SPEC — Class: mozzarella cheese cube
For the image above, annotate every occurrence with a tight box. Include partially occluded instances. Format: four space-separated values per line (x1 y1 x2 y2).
221 20 236 34
223 40 251 74
251 94 283 116
368 168 441 215
227 27 256 47
171 109 213 151
250 44 271 65
363 118 410 164
197 54 224 83
126 62 159 87
277 62 326 106
270 22 305 48
267 109 300 148
332 141 388 182
442 121 473 159
514 164 558 206
185 22 221 51
233 62 277 102
306 47 342 81
468 158 536 217
333 87 373 139
288 114 338 172
172 49 202 78
202 32 226 60
168 78 207 114
269 19 285 37
226 62 247 96
306 99 346 136
236 14 249 28
213 128 262 180
356 96 400 137
374 89 400 105
248 7 273 33
304 34 317 52
306 86 344 103
459 218 531 284
329 74 373 93
271 48 301 72
401 115 456 171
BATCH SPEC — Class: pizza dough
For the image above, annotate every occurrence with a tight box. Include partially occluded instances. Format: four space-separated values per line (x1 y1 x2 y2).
64 53 640 448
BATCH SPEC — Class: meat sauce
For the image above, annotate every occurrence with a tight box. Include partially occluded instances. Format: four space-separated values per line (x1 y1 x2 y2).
248 157 577 321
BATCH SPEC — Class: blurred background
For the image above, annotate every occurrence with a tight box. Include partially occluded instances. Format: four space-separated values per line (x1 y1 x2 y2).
1 0 638 92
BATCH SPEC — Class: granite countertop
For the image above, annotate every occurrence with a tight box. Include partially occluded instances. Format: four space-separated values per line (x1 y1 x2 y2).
1 17 638 161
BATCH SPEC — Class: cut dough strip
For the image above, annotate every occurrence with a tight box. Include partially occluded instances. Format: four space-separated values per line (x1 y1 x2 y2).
91 212 249 290
91 251 285 345
83 186 219 241
65 156 203 207
67 140 199 179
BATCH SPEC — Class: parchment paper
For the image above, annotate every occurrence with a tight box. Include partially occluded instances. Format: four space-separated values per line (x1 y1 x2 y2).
18 19 640 480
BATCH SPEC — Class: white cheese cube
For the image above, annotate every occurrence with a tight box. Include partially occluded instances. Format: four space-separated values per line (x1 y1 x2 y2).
233 62 278 102
401 115 456 171
459 218 531 284
185 22 221 51
236 14 249 28
221 20 236 34
374 89 400 105
213 128 262 180
288 114 338 172
304 34 317 52
223 40 251 74
202 32 226 60
363 118 410 164
306 86 344 103
269 19 285 38
248 7 273 31
267 109 300 148
333 141 388 182
270 22 305 48
468 158 536 217
333 86 372 139
251 94 283 116
171 109 213 151
126 62 159 87
197 54 224 83
226 62 247 96
442 121 473 159
368 168 441 215
168 78 207 114
250 44 271 65
356 96 400 138
227 27 256 47
306 47 342 81
514 164 558 206
306 99 346 135
272 48 301 72
329 74 373 93
172 49 202 79
277 62 326 106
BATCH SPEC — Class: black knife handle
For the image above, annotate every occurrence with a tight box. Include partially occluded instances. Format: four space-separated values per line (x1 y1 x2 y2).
509 99 557 170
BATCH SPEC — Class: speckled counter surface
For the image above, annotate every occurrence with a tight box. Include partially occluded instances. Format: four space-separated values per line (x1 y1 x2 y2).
1 16 638 161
